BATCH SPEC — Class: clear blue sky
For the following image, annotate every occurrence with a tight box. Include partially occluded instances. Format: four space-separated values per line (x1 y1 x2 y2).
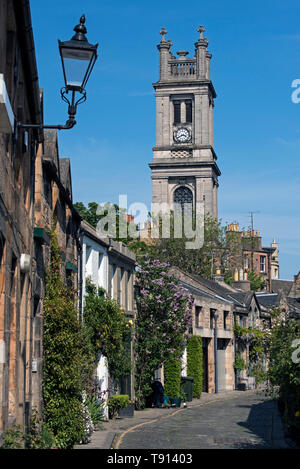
30 0 300 280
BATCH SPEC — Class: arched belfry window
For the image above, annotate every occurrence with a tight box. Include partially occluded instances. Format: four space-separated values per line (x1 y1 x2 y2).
173 186 193 216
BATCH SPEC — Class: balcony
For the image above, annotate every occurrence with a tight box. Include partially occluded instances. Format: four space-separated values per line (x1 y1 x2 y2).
169 59 196 79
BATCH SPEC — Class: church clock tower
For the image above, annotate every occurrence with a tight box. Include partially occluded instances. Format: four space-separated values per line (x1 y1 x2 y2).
149 26 221 218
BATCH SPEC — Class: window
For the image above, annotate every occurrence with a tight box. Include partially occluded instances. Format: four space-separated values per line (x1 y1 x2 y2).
43 173 52 208
195 306 202 328
239 315 247 327
260 256 266 273
224 311 229 330
173 101 181 124
244 254 249 270
210 309 215 329
173 186 193 216
185 100 192 123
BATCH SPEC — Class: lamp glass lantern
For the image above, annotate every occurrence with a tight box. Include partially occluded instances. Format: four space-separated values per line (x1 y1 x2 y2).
58 15 98 93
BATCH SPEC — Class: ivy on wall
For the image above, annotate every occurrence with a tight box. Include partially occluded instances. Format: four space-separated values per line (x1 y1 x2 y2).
83 282 132 384
187 336 203 398
43 228 86 449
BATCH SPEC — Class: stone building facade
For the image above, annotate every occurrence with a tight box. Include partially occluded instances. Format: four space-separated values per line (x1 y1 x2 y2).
0 0 83 436
0 0 42 436
80 220 136 404
227 223 279 292
32 128 81 415
149 26 221 219
171 267 270 393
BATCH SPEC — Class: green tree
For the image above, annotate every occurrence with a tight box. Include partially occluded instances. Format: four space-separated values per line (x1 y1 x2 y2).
134 256 193 408
266 309 300 442
74 201 138 244
247 270 266 291
136 214 242 282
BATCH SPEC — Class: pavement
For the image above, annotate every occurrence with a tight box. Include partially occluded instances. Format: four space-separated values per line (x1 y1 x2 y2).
74 389 291 450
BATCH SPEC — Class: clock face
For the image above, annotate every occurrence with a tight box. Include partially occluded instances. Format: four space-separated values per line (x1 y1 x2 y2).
174 127 191 143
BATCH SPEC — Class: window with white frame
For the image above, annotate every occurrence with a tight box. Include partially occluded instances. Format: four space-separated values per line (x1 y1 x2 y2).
260 256 266 273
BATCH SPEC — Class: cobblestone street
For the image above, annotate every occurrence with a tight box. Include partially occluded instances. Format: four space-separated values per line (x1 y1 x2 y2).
117 393 287 449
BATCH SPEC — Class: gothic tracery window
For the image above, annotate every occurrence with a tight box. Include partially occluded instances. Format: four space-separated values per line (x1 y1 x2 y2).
173 186 193 216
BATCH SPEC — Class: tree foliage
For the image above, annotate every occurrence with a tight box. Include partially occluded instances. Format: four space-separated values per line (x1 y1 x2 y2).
74 201 138 244
83 283 132 383
266 309 300 442
130 214 243 282
247 270 266 292
134 256 193 408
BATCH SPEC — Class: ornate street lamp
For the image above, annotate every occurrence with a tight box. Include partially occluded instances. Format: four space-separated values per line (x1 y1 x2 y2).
17 14 98 131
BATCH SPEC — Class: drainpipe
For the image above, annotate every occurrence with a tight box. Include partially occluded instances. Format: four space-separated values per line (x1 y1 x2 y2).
214 312 219 394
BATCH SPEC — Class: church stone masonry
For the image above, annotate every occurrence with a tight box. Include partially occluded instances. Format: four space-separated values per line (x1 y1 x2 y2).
149 26 221 218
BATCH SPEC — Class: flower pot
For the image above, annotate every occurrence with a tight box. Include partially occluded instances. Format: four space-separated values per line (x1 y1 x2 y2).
118 403 135 418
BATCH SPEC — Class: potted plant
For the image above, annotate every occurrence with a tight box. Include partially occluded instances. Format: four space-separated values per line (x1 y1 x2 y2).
107 394 129 419
118 399 135 418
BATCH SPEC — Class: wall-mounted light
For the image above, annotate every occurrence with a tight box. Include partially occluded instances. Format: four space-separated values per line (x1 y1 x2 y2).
20 253 31 273
17 15 98 132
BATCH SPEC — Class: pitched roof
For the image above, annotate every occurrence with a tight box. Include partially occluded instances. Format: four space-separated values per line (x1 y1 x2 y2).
184 272 255 312
59 158 72 200
256 293 279 308
271 279 293 296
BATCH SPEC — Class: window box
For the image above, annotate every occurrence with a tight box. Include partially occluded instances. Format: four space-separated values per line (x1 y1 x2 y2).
34 227 50 245
66 261 77 272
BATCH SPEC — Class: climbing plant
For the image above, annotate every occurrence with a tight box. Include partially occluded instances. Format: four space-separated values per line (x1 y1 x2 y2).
83 282 132 384
43 228 85 449
187 336 203 398
234 322 267 383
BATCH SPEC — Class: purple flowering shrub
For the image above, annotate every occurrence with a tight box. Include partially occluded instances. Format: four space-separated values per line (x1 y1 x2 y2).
134 255 193 408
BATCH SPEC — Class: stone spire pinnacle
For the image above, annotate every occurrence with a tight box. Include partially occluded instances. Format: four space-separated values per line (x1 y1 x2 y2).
160 27 167 42
197 25 206 40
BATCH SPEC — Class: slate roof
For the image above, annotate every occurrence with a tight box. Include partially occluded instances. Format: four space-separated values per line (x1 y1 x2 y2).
256 293 279 308
256 292 300 320
187 273 255 312
271 279 293 296
179 278 233 305
59 158 72 200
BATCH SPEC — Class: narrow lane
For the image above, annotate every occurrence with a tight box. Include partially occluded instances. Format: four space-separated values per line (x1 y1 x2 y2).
119 394 282 449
